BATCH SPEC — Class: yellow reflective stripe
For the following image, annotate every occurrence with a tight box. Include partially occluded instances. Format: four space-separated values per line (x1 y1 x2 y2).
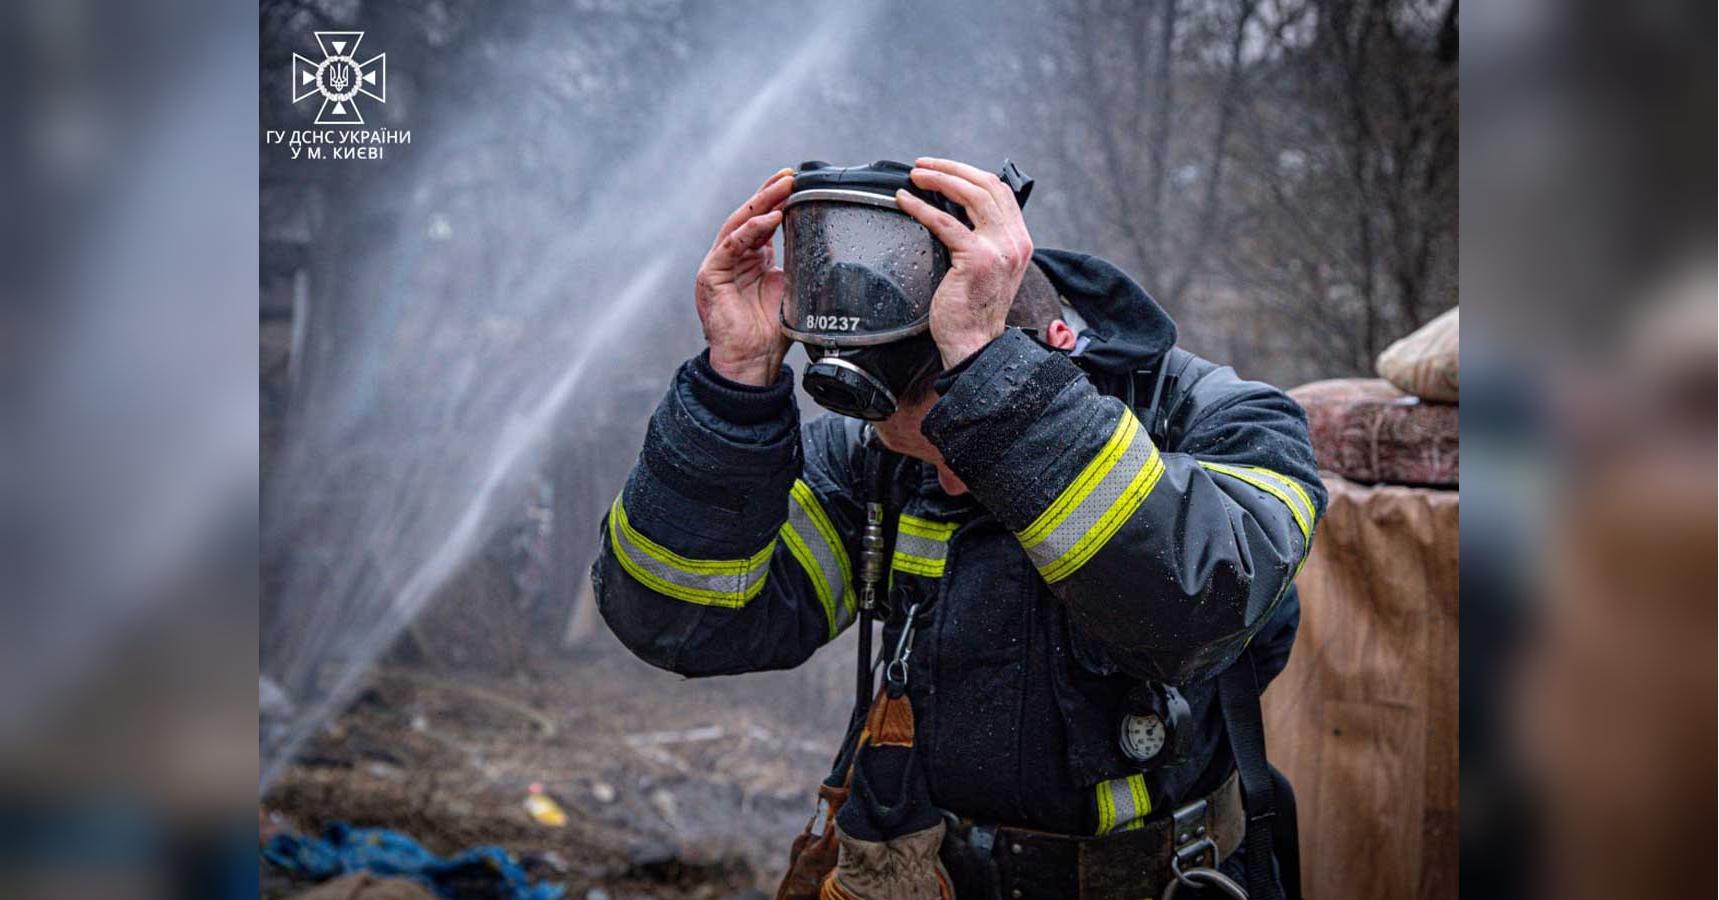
898 514 958 540
1197 462 1313 542
1095 781 1115 835
1129 774 1152 820
608 497 772 607
1093 773 1152 835
613 496 775 575
1019 413 1137 547
1253 465 1315 526
891 552 946 578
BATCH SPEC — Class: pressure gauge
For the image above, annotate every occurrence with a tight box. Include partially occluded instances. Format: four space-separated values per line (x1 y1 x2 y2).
1118 682 1191 768
1121 712 1167 761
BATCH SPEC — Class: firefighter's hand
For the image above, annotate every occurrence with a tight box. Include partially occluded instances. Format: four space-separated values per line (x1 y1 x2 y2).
697 168 795 386
897 158 1034 368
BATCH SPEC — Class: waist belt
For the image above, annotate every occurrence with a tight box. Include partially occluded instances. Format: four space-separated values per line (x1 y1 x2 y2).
954 770 1245 900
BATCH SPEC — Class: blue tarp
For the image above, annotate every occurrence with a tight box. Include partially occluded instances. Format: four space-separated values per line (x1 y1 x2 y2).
263 822 563 900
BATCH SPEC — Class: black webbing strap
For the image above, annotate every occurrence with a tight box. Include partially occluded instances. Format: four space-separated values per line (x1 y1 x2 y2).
1268 762 1302 899
1218 655 1300 900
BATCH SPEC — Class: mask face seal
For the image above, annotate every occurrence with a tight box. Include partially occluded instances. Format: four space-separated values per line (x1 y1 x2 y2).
801 335 942 421
801 355 898 421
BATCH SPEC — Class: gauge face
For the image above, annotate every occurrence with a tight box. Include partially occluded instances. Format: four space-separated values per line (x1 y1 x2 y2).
1121 713 1167 761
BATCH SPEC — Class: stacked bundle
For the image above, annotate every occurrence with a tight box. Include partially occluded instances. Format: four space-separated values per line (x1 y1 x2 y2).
1263 308 1460 900
1291 307 1459 487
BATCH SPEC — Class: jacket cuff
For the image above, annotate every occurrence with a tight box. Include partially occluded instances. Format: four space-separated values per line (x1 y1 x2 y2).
930 340 992 395
921 328 1084 485
637 355 800 519
687 350 795 429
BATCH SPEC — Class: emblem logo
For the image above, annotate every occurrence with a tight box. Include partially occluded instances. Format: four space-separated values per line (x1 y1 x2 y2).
292 32 387 126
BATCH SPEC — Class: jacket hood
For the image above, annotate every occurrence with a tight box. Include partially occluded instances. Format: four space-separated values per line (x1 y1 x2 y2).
1032 249 1177 374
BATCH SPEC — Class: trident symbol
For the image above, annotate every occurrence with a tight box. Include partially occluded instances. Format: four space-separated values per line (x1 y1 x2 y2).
291 32 387 125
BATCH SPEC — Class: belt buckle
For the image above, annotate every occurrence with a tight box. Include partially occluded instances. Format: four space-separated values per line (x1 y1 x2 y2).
1171 797 1215 872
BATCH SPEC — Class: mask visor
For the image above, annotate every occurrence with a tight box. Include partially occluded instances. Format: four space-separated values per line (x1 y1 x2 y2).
781 190 950 348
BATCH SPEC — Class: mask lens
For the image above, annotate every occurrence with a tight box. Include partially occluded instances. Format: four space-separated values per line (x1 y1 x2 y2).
781 194 949 347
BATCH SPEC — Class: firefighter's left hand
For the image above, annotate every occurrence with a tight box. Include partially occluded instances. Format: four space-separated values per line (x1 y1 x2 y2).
896 157 1034 368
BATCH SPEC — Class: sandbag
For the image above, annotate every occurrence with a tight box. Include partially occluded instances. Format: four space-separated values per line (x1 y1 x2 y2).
1262 473 1458 899
1290 379 1458 487
1375 307 1458 402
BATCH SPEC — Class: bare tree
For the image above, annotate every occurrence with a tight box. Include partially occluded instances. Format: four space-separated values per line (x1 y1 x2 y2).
1039 0 1456 382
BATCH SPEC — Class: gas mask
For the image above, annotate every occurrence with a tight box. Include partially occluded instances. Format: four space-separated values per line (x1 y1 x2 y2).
781 159 1033 420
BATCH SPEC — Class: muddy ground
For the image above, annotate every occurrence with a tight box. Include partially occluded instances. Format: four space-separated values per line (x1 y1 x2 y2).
262 629 860 899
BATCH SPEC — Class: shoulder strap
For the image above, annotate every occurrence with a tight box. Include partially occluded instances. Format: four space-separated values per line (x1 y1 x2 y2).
1218 654 1301 900
1114 354 1301 898
1109 349 1184 448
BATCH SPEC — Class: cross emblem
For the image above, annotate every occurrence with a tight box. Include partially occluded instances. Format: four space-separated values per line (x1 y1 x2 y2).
292 31 387 126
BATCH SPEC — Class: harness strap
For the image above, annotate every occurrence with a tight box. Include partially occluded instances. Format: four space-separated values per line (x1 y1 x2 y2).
1218 654 1299 900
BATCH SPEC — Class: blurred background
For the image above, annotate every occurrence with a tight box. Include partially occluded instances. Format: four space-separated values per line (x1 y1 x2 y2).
0 0 1708 897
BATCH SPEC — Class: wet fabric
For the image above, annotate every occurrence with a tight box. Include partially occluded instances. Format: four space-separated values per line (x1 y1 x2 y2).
593 248 1325 838
263 822 563 900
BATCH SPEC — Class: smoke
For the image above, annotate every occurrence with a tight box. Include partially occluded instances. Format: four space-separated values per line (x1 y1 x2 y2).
259 0 939 786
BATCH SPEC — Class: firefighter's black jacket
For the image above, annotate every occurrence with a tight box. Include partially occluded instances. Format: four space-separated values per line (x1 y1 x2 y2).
593 249 1325 836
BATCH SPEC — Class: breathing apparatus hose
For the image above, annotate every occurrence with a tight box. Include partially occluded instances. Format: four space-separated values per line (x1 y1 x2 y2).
855 427 904 715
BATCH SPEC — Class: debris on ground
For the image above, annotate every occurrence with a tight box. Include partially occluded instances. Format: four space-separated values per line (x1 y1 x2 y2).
264 821 563 899
525 782 570 828
262 638 853 899
288 872 435 900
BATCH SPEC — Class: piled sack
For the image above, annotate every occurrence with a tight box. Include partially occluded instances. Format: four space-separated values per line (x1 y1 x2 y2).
1264 307 1461 899
264 822 563 900
1291 308 1458 486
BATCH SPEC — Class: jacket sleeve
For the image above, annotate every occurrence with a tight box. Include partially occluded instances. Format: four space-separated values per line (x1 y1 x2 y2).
591 352 864 677
922 329 1326 685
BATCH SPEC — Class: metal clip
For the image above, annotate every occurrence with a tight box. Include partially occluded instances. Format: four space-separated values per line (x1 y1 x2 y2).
883 602 921 691
1172 797 1211 862
1166 796 1238 897
1162 864 1247 900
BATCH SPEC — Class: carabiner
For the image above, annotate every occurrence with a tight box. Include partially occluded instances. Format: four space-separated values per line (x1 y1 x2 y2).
1162 853 1248 900
883 602 920 692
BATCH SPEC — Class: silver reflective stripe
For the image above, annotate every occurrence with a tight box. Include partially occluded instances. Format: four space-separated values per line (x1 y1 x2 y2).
608 496 774 608
1018 413 1164 584
893 531 946 568
781 482 855 638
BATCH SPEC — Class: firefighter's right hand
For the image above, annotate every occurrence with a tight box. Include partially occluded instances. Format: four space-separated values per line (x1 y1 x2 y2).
696 169 795 387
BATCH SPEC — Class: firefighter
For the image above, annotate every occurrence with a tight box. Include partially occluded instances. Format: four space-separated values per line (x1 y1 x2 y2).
592 159 1323 899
